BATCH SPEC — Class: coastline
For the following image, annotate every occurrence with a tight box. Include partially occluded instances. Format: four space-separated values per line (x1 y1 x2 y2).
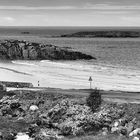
0 59 140 92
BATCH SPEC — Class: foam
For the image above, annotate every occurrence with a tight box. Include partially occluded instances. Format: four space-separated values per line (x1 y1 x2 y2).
12 60 36 66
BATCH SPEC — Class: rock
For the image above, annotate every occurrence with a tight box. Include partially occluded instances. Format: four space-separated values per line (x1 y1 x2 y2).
114 121 119 127
102 127 108 135
29 105 39 111
133 137 140 140
129 128 140 137
119 127 127 135
102 127 108 132
102 131 107 136
15 133 32 140
38 129 58 140
0 40 95 60
10 102 21 109
56 135 64 139
17 117 24 121
111 127 118 133
126 122 134 134
0 132 3 139
119 118 128 126
0 83 6 91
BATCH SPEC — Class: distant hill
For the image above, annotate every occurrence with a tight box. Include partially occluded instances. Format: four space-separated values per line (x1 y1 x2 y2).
61 31 140 38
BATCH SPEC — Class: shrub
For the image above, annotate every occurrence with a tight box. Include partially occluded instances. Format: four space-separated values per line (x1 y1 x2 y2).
86 89 101 112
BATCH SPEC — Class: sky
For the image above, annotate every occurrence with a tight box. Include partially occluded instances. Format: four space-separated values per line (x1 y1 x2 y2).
0 0 140 26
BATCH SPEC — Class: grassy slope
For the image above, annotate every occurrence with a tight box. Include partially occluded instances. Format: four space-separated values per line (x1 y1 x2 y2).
0 89 139 139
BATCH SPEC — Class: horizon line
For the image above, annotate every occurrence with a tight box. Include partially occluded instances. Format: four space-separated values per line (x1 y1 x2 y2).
0 25 140 27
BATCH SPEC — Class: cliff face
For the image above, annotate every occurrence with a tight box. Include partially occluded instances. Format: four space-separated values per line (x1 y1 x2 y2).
0 40 95 60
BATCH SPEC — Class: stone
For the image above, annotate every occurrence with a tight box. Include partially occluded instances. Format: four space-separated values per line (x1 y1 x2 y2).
133 137 140 140
114 121 119 127
111 127 118 133
102 131 107 136
120 127 127 135
15 133 33 140
126 122 134 134
29 105 39 111
18 117 24 121
102 127 108 135
0 83 6 91
119 118 127 126
0 132 2 139
129 128 140 137
56 135 64 139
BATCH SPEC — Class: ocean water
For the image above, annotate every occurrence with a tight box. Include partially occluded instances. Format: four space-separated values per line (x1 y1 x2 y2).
0 26 140 91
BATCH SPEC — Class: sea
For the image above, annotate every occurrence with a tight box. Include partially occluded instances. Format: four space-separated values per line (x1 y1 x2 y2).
0 26 140 91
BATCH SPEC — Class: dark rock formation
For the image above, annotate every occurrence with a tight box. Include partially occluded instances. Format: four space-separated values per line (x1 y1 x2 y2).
0 40 95 60
61 31 140 38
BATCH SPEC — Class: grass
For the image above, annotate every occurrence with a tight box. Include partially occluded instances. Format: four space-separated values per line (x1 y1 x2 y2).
0 89 140 140
61 134 131 140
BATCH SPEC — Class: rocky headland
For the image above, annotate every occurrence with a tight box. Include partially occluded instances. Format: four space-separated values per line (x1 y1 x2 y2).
0 40 95 60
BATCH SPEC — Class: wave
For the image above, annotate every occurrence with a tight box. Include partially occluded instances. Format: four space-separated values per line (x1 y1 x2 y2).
12 60 37 66
40 60 70 66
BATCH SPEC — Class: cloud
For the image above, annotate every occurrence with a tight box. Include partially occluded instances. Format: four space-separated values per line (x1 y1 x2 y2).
91 10 131 15
0 6 76 10
0 4 140 11
0 16 15 24
4 17 15 21
84 4 140 10
121 16 140 23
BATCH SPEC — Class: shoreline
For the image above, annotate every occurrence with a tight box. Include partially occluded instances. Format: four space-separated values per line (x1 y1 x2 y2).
1 59 140 92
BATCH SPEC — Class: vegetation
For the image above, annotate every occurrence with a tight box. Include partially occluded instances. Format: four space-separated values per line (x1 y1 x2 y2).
0 89 139 140
61 31 140 38
86 89 102 112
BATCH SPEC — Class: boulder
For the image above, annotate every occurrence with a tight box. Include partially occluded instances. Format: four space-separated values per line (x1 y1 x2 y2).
126 122 134 134
0 83 6 91
133 137 140 140
102 131 107 136
29 105 39 111
119 127 127 135
129 128 140 137
114 121 119 127
15 133 32 140
111 127 118 133
36 129 58 140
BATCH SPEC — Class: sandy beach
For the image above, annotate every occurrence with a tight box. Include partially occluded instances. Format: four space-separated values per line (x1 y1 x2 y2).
0 60 140 92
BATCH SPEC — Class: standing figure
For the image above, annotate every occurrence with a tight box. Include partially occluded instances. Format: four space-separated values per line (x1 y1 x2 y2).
38 81 40 87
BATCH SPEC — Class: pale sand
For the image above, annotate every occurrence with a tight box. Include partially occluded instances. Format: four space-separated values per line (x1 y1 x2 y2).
0 60 140 92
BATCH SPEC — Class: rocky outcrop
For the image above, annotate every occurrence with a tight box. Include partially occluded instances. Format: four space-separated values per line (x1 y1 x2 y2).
0 40 95 60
